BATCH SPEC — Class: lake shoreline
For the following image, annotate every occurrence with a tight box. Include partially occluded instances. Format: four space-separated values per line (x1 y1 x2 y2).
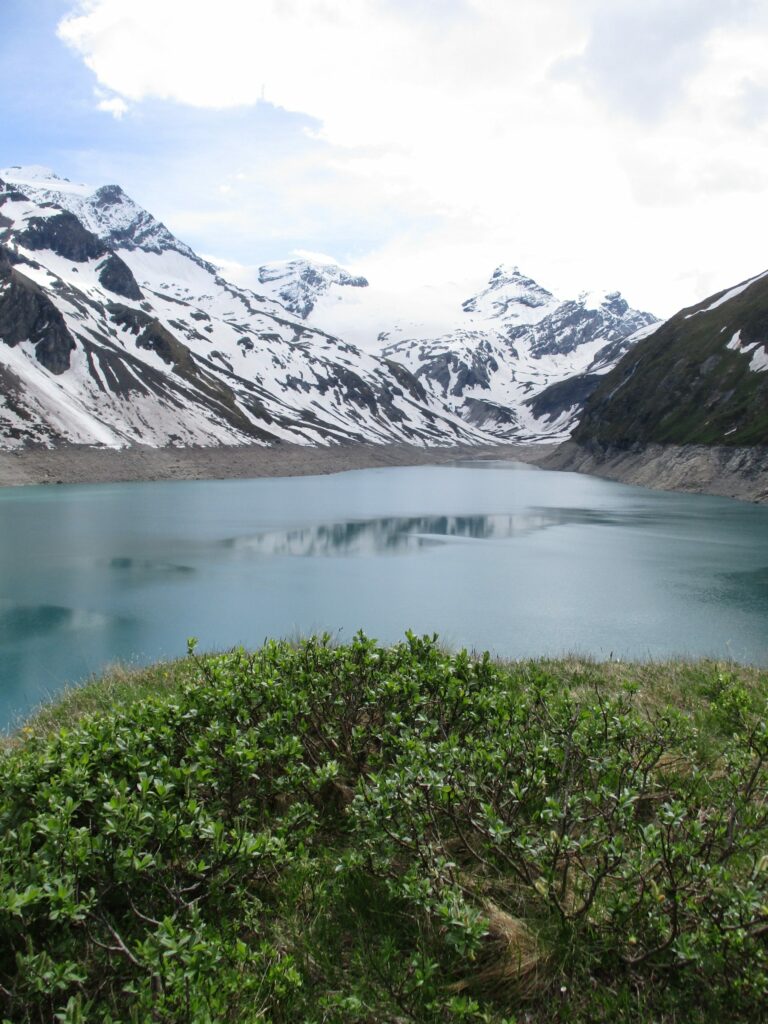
0 441 555 488
543 441 768 504
2 438 764 504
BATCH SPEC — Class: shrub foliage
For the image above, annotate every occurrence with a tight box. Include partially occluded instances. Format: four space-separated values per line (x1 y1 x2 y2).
1 634 767 1022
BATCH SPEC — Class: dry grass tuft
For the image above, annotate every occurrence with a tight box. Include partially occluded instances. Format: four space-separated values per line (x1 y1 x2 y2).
450 902 547 1001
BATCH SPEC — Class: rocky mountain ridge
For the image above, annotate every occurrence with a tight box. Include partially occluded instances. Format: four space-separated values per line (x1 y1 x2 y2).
0 168 487 449
381 270 659 441
0 165 659 451
1 165 200 262
255 255 660 442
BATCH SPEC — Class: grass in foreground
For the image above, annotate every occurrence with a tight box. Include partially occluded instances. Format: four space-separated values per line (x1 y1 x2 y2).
1 634 767 1023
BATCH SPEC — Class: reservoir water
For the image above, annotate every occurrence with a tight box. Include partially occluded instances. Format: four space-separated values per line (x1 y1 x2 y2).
1 460 766 727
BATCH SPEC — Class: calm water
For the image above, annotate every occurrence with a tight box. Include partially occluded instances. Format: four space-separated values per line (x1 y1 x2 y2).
1 460 767 726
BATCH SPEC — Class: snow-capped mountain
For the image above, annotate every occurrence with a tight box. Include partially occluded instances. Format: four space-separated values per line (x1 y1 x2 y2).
0 166 659 450
259 256 659 442
1 166 200 262
253 257 659 441
257 259 369 319
0 167 493 450
461 265 560 325
248 259 481 351
381 268 659 440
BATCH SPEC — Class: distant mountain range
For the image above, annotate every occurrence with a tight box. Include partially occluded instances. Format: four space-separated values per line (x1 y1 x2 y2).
257 259 370 321
15 164 755 456
379 270 658 440
0 167 489 448
254 257 658 441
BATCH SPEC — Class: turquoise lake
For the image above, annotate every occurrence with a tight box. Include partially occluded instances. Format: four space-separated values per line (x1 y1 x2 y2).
1 460 766 727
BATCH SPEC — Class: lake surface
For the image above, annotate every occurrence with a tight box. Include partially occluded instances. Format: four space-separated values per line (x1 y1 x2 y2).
1 460 767 727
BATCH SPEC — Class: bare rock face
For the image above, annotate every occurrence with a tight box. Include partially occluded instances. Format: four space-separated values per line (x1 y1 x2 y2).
97 253 143 300
17 213 106 263
0 248 75 374
543 441 768 503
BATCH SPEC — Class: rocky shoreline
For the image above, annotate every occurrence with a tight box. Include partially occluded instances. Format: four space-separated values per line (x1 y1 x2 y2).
543 441 768 504
3 440 764 503
0 442 555 488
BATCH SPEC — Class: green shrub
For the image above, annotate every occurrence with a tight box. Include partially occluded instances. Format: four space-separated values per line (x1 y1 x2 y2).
0 635 766 1022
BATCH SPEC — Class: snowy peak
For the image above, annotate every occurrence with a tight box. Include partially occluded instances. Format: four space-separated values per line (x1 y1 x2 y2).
0 166 198 262
382 263 659 443
258 258 369 319
461 265 560 326
78 183 195 257
0 165 93 196
578 289 630 317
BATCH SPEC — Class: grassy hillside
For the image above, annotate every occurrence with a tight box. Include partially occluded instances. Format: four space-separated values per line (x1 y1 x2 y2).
1 635 767 1023
573 272 768 446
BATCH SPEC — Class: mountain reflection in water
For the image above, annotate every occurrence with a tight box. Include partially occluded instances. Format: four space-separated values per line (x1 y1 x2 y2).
221 506 656 558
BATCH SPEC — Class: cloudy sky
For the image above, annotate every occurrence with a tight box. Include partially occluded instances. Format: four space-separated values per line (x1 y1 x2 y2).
4 0 768 316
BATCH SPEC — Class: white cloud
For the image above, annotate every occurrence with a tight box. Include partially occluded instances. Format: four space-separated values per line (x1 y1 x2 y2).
58 0 768 317
95 95 128 118
291 248 345 266
559 0 752 119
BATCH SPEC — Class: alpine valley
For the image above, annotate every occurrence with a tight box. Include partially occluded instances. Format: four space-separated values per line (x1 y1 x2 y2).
0 166 658 451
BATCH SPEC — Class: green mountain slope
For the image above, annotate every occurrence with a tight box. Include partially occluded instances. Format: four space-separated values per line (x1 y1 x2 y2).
572 270 768 446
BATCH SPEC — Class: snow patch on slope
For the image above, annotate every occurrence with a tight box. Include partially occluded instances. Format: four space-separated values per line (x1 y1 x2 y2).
685 270 768 318
726 329 768 373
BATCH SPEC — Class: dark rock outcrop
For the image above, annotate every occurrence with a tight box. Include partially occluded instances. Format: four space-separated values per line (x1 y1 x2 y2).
462 397 519 428
97 253 143 300
17 213 106 263
107 303 154 335
524 373 603 424
0 248 75 374
136 320 195 370
382 358 428 403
